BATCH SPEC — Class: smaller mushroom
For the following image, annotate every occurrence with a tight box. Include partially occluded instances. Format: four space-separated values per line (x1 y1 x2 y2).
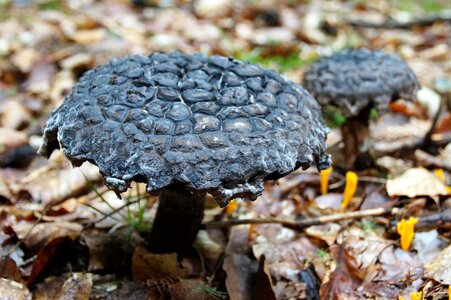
303 49 420 170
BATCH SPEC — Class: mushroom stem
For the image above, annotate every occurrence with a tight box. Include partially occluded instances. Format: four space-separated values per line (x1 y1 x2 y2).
147 185 206 255
341 107 372 170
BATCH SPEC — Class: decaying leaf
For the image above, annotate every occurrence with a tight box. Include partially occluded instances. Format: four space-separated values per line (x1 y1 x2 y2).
424 244 451 285
0 256 21 282
80 229 144 272
412 230 447 264
12 221 82 253
132 246 194 281
12 159 102 206
306 223 341 246
223 225 258 300
53 273 93 300
386 168 449 198
0 278 31 300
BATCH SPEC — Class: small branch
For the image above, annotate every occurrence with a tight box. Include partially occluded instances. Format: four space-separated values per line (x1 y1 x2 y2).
203 207 399 231
345 13 451 29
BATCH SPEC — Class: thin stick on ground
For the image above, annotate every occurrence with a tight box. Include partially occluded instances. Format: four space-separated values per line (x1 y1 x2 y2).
202 207 399 231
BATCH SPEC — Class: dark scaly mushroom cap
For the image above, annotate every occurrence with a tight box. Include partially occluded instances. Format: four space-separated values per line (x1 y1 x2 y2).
303 49 420 117
40 51 330 207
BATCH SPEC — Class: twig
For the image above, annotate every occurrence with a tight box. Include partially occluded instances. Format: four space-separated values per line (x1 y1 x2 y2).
202 207 399 231
346 13 451 29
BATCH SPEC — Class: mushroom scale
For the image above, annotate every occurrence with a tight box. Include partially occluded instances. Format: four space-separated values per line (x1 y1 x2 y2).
41 51 331 207
303 49 420 117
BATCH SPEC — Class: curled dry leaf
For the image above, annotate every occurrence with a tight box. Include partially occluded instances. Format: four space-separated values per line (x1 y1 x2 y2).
424 244 451 285
0 100 33 130
12 221 82 253
12 160 102 206
252 224 318 281
53 273 93 300
370 114 430 155
0 256 21 282
315 193 343 210
306 223 341 246
412 230 447 264
80 229 145 272
10 48 39 73
132 246 193 281
223 225 258 300
386 168 449 198
0 278 31 300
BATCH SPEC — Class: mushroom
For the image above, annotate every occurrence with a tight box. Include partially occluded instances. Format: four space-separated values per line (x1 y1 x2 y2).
40 51 331 255
303 49 420 170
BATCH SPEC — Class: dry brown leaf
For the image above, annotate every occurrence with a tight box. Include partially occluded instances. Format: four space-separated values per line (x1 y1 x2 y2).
34 275 67 300
27 237 71 284
53 273 93 300
386 168 449 198
371 114 431 154
12 159 102 206
412 230 447 264
306 223 341 246
0 100 32 130
223 225 257 300
253 255 276 300
0 278 31 300
314 193 343 210
424 244 451 285
71 29 106 45
10 48 39 73
252 224 318 281
132 246 192 281
319 244 360 300
12 221 82 253
0 256 21 282
22 61 57 94
80 229 144 272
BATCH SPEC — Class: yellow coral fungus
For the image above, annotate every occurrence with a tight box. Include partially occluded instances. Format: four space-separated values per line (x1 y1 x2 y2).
397 217 418 251
341 171 358 208
434 169 451 194
225 199 238 214
320 167 333 195
409 291 423 300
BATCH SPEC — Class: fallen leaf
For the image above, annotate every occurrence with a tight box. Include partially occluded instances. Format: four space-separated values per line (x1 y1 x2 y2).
34 275 67 300
319 244 360 300
132 246 193 281
0 278 31 300
80 229 144 272
252 255 276 300
27 237 73 284
371 114 431 155
386 168 449 198
12 221 82 253
412 230 447 264
0 99 33 130
12 159 102 206
0 256 21 282
223 225 258 300
315 193 343 210
306 223 341 246
424 244 451 285
53 273 93 300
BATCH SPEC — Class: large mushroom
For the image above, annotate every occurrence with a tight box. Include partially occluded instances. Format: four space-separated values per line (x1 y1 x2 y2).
303 49 420 169
40 51 331 255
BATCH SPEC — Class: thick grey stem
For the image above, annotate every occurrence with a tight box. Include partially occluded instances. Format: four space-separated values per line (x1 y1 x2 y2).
147 185 206 255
